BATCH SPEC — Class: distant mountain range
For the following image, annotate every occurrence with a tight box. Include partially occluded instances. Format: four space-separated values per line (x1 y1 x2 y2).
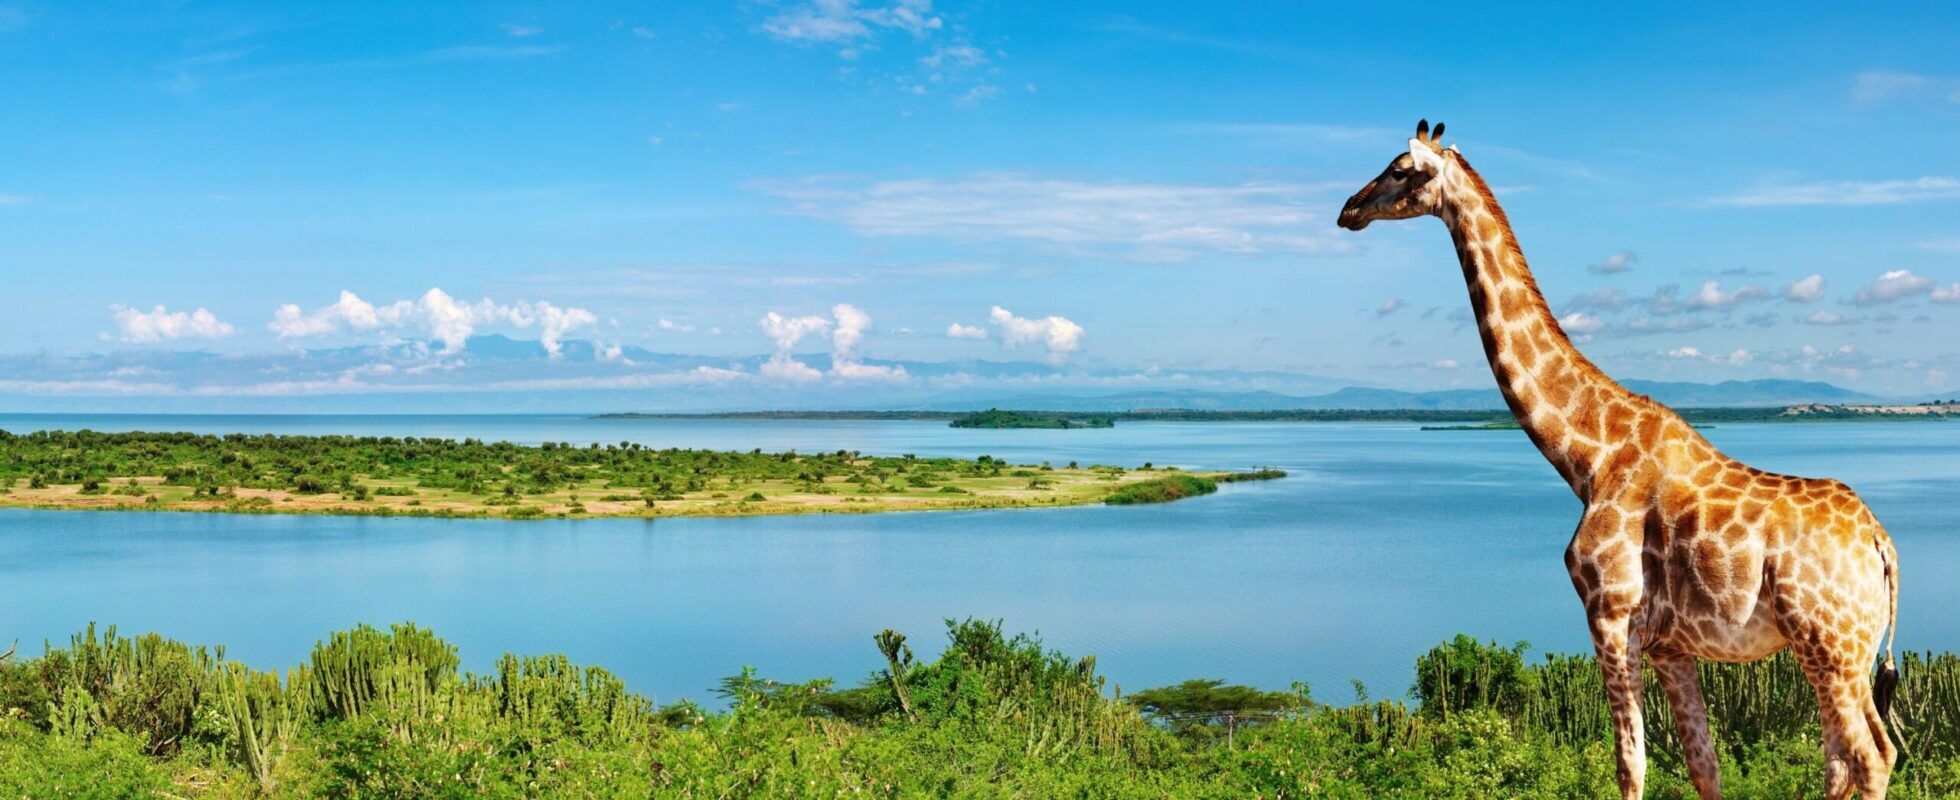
908 379 1885 413
447 337 1905 412
0 333 1921 414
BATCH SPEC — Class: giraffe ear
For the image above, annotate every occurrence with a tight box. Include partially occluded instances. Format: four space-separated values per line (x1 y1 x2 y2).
1408 138 1445 172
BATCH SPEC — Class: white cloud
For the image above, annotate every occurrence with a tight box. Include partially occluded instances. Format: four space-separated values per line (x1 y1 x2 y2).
1588 250 1637 274
269 290 394 339
761 0 942 46
1562 287 1632 313
756 173 1347 261
422 45 561 62
529 301 600 357
758 310 831 382
827 302 907 380
760 311 831 350
1557 311 1606 337
657 318 696 332
1659 346 1752 365
1431 359 1459 369
1686 280 1771 309
988 306 1083 355
268 288 596 356
1849 70 1960 107
1783 274 1826 302
946 323 988 340
759 356 825 382
1932 283 1960 303
1376 297 1404 317
831 359 907 380
1802 310 1855 326
921 41 985 69
1854 269 1934 305
956 84 1001 105
1708 176 1960 207
830 302 871 354
109 304 235 343
1850 70 1934 104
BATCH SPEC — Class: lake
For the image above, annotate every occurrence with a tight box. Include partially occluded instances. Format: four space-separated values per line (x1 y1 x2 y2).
1 414 1955 706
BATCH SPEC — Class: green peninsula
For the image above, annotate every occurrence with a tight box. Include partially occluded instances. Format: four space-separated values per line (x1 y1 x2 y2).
0 430 1278 519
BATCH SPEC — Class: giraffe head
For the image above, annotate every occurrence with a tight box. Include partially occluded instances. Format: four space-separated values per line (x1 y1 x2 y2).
1337 119 1457 231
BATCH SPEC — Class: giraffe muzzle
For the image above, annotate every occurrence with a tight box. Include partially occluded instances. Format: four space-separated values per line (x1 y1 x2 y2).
1337 200 1370 231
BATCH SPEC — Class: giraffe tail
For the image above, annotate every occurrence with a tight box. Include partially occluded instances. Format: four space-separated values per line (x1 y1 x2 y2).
1873 535 1900 718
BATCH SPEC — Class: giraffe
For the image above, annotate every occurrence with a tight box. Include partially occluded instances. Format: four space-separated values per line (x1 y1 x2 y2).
1336 120 1903 799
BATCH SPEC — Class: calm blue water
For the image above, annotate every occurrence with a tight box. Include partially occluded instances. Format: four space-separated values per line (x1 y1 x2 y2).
1 414 1955 705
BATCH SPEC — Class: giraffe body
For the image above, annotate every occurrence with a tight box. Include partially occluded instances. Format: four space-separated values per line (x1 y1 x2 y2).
1339 121 1901 799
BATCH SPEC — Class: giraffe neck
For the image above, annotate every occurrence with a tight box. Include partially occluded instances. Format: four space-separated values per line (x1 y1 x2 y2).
1437 157 1630 492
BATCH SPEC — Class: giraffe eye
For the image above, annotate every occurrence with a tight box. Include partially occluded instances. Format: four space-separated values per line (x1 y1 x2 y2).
1389 168 1409 180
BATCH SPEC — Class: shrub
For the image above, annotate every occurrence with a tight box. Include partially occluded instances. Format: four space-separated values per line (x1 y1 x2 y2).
1104 474 1218 505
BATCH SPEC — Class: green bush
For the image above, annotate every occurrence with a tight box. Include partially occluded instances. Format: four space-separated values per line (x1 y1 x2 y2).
1104 474 1218 505
0 718 173 799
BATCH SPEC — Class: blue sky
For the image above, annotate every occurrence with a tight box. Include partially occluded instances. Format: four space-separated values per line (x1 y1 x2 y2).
3 1 1959 409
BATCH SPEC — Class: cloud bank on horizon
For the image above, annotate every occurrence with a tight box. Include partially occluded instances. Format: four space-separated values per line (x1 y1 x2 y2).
3 1 1960 407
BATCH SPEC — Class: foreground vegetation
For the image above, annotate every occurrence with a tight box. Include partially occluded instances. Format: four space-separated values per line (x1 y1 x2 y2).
5 623 1959 798
0 430 1278 519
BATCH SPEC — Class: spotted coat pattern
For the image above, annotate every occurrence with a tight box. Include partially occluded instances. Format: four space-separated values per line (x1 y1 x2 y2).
1338 124 1902 799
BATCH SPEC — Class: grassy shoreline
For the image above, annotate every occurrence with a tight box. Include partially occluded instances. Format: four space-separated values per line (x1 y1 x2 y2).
0 429 1281 520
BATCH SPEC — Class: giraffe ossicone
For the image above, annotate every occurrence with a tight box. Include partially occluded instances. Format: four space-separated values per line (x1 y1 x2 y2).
1340 120 1902 800
1407 138 1446 171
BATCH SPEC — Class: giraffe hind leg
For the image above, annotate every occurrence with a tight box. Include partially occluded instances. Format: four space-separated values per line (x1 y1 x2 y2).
1794 643 1892 799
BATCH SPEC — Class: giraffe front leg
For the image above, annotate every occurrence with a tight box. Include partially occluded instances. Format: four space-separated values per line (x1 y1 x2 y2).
1569 508 1650 798
1652 653 1722 799
1591 610 1647 799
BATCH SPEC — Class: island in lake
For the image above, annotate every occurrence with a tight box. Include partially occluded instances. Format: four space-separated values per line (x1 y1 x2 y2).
948 409 1115 429
0 430 1280 519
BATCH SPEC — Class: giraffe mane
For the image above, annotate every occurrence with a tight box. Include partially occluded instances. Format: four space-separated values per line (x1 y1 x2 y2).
1446 150 1618 390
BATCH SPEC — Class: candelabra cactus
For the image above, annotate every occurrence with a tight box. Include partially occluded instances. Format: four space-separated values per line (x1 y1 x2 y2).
217 663 303 794
874 629 917 719
307 622 458 736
